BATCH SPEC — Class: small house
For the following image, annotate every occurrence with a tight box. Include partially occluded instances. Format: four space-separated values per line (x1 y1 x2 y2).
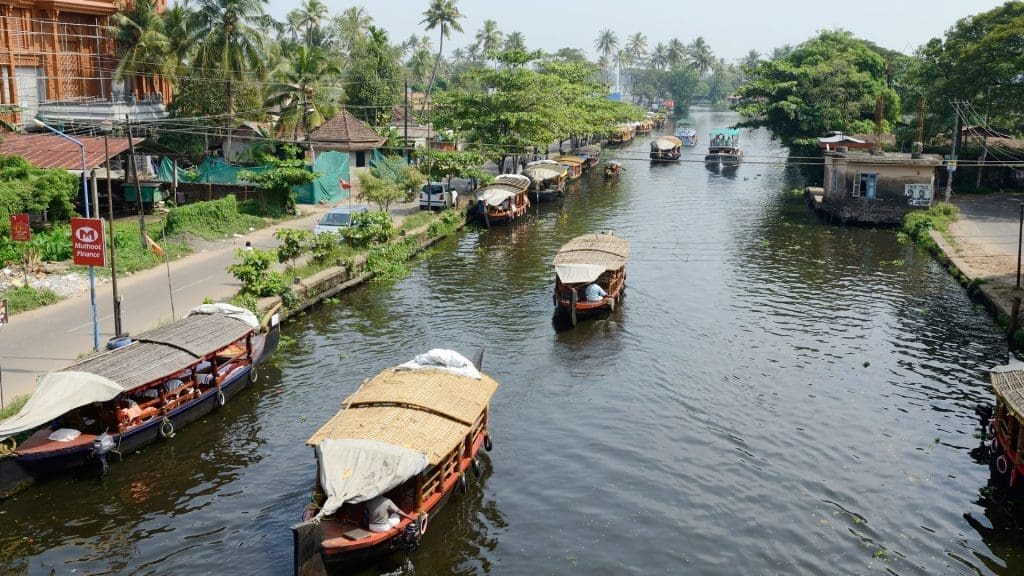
820 149 942 224
306 110 384 168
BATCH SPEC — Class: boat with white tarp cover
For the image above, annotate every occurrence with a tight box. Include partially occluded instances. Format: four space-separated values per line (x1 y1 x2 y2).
552 233 631 326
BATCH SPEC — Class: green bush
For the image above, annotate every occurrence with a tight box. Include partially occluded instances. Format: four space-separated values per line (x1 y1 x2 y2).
227 248 286 297
1 285 61 314
900 202 959 250
163 195 265 240
365 237 418 282
274 228 311 269
310 231 342 264
427 209 463 238
25 226 72 262
346 211 394 247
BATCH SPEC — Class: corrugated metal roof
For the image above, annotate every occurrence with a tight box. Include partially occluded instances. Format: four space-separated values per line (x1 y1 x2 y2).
0 133 142 170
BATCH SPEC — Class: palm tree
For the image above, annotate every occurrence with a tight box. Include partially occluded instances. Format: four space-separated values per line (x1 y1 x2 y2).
504 31 526 52
770 44 793 61
625 32 647 62
407 47 435 88
264 45 341 139
688 37 715 78
650 42 668 70
191 0 275 147
294 0 328 48
108 0 174 97
420 0 464 97
742 49 761 70
594 29 618 60
334 6 373 55
475 19 503 58
667 38 686 69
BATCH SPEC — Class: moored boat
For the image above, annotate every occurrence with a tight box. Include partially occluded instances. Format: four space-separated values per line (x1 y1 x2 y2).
0 304 281 497
556 155 586 180
609 124 635 145
704 128 742 167
986 361 1024 493
522 160 567 203
292 349 498 574
603 161 624 178
635 118 654 134
650 135 683 162
552 233 630 326
474 174 531 226
575 144 602 169
674 119 698 146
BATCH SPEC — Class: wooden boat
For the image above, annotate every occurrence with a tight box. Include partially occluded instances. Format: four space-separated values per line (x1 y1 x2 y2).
635 119 654 134
292 349 498 574
603 161 623 178
653 112 667 129
704 128 742 167
575 144 601 169
0 304 281 498
650 135 683 162
556 155 585 180
474 174 531 226
674 119 698 146
552 233 630 326
609 124 635 145
522 160 567 203
985 361 1024 494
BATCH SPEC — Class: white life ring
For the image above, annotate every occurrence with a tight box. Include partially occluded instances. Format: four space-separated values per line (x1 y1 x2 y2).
159 418 175 439
216 389 226 407
997 454 1010 475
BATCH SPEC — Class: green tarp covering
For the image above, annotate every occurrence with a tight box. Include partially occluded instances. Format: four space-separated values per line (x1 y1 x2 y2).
156 152 351 204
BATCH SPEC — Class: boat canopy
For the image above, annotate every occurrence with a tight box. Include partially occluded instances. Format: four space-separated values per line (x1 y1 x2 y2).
552 233 631 272
709 128 740 137
526 159 563 169
0 371 123 439
0 305 257 439
313 438 429 521
556 156 585 167
991 359 1024 420
576 144 600 156
555 263 606 285
492 173 530 190
476 188 517 207
652 136 683 151
522 163 566 182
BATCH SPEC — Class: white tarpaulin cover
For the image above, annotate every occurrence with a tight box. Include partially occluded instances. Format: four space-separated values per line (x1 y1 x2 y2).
476 189 516 207
315 438 429 521
991 359 1024 374
0 371 123 439
396 349 482 379
187 303 259 329
555 263 606 285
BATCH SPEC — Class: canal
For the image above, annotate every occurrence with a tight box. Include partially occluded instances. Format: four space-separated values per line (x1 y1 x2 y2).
1 109 1017 575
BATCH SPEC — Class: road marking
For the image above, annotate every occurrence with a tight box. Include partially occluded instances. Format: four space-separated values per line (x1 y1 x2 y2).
67 312 115 333
174 275 215 292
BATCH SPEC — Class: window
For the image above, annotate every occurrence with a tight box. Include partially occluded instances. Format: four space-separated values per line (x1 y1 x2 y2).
853 172 878 199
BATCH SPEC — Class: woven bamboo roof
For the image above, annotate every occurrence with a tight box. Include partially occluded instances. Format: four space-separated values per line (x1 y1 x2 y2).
522 164 566 181
576 144 601 155
493 174 530 191
993 366 1024 421
65 314 253 391
556 156 585 167
307 368 499 465
553 233 631 271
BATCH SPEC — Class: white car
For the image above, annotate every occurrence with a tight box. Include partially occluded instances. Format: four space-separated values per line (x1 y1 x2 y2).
313 205 369 235
419 182 457 210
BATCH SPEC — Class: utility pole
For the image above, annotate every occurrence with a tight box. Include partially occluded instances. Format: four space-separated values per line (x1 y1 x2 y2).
101 121 122 337
404 77 409 162
125 114 147 249
945 101 963 203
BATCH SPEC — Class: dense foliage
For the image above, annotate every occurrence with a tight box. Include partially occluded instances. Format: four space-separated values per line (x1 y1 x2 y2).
239 161 317 215
0 156 78 235
163 195 265 239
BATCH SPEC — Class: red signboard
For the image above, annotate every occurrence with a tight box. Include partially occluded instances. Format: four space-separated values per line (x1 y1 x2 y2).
71 217 106 267
10 214 30 242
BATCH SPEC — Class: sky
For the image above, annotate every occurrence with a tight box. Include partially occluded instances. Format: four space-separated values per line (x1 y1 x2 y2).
262 0 1008 62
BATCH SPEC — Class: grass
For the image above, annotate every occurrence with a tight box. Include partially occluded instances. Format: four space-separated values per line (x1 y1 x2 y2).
0 395 28 420
290 243 360 280
163 195 268 241
1 285 62 315
397 211 436 233
899 202 959 250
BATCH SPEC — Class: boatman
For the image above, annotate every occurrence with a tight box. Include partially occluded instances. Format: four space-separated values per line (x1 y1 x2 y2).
366 495 417 532
585 283 608 302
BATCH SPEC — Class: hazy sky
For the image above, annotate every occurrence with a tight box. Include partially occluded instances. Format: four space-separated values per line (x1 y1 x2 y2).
263 0 1007 62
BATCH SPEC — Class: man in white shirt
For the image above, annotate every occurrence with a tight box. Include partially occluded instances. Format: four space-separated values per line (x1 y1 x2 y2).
366 495 416 533
585 283 608 302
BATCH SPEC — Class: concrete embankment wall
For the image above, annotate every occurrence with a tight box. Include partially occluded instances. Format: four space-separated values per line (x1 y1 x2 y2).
929 229 1018 336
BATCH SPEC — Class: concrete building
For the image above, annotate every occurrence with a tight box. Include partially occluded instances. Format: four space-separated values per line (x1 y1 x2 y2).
819 149 943 224
0 0 170 128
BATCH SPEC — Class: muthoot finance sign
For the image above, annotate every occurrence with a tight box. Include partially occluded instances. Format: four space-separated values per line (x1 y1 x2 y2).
71 217 106 266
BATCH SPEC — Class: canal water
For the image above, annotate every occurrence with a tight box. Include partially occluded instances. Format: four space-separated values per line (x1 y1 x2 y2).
1 109 1018 575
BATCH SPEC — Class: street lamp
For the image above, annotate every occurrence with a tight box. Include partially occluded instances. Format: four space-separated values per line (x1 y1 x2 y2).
100 119 123 337
32 118 100 351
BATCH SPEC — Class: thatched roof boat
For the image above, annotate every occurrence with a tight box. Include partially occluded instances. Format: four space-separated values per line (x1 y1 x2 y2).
552 234 631 326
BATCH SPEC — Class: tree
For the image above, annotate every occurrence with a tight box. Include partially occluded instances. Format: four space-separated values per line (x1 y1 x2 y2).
108 0 174 96
625 32 648 63
650 43 668 70
594 29 618 60
735 30 899 145
688 37 715 78
264 46 341 139
667 38 686 69
420 0 465 97
0 156 78 231
475 19 503 59
415 149 487 187
191 0 275 149
357 157 425 211
240 159 316 215
333 5 373 55
345 26 403 126
294 0 328 48
407 47 435 89
504 31 526 52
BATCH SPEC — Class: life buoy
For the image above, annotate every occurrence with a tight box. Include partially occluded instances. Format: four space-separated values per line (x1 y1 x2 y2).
607 296 615 312
458 474 468 493
216 389 226 407
472 458 482 476
992 437 1000 452
997 454 1010 475
419 512 428 536
159 418 175 439
483 434 493 452
248 367 258 383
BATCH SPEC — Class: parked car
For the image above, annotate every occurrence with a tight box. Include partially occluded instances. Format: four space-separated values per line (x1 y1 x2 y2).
313 205 369 235
420 182 457 210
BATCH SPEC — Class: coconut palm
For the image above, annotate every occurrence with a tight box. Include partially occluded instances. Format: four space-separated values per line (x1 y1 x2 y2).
475 19 503 57
334 6 373 55
770 44 793 61
108 0 174 96
688 36 715 78
594 29 618 60
650 42 668 70
264 45 341 140
625 32 647 62
407 47 435 88
504 31 526 52
191 0 275 146
742 49 761 70
667 37 686 69
420 0 464 97
293 0 328 47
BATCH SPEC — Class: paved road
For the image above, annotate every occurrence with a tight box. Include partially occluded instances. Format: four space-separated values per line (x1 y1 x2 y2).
0 199 425 405
949 192 1024 283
